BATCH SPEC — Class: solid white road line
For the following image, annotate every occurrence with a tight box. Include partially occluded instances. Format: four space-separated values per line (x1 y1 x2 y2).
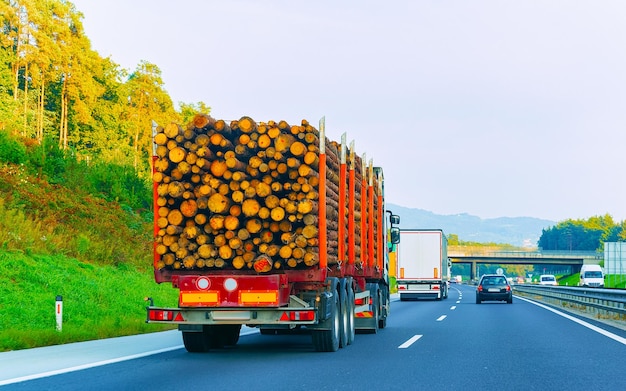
516 295 626 346
0 346 184 386
0 327 261 386
398 335 423 349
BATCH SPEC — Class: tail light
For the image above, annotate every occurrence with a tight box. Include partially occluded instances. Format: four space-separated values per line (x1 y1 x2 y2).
149 309 173 321
477 285 483 292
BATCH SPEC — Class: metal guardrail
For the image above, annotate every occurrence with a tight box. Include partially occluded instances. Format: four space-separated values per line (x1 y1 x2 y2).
513 285 626 326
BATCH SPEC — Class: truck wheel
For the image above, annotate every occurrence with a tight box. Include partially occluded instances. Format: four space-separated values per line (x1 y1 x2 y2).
339 281 349 348
378 284 388 329
260 328 277 335
312 287 340 352
182 330 210 353
346 280 355 345
371 288 380 334
220 324 241 346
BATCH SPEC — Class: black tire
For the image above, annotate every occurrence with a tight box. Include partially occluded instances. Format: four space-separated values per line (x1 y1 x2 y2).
217 324 241 346
312 286 340 352
371 288 380 334
339 282 349 348
346 281 355 345
507 295 513 304
475 295 481 304
182 328 210 353
260 328 277 335
378 284 388 329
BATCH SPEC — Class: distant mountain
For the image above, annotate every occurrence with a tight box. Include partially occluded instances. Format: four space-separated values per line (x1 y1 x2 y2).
387 204 556 247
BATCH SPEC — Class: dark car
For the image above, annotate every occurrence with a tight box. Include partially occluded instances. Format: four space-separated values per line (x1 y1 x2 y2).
476 274 513 304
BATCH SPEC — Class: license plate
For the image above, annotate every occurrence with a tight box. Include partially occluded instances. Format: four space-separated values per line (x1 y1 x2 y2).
488 288 501 292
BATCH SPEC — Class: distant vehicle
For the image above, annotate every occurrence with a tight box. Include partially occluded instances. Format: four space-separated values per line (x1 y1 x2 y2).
516 276 525 284
579 264 605 288
453 275 462 284
475 274 513 304
396 229 450 301
539 274 557 286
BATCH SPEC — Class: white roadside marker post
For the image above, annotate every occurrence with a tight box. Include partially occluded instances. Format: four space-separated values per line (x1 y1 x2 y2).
55 295 63 331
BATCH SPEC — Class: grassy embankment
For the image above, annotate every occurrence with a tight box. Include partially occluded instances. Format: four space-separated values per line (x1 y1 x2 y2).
0 162 177 352
558 273 626 288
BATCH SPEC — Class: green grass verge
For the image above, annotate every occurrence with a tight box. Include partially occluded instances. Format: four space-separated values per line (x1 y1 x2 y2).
557 273 626 288
0 251 178 352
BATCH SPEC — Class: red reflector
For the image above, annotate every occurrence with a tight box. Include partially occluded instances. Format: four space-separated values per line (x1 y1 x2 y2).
433 285 440 290
398 287 406 290
292 311 314 321
354 298 365 305
174 312 185 322
282 311 315 321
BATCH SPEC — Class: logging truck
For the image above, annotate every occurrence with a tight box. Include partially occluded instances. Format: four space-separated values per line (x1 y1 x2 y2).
145 114 401 352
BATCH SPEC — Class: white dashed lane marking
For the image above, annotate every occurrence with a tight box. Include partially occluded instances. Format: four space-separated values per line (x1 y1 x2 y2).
398 335 423 349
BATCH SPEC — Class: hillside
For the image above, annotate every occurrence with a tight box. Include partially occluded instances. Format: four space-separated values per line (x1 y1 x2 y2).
388 204 556 247
0 163 178 351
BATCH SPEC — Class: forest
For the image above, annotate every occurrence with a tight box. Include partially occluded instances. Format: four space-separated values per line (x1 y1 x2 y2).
1 0 207 183
1 1 625 252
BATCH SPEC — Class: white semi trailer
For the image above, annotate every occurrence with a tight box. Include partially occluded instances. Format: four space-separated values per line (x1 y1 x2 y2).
396 229 450 300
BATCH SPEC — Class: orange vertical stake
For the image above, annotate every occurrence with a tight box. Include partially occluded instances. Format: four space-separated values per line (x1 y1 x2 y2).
338 134 347 264
367 169 374 268
318 118 327 270
348 142 356 266
151 122 160 270
360 153 367 268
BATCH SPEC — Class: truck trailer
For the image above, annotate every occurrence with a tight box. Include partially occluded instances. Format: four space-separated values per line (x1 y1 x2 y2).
146 115 400 352
396 229 450 300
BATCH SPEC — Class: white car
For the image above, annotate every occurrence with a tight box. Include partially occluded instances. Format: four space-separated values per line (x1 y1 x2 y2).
539 274 557 286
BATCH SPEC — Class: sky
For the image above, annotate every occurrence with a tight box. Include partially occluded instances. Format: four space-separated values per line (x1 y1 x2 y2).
70 0 626 223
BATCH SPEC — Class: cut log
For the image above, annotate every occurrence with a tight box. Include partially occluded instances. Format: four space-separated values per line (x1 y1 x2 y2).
238 116 257 133
168 147 186 164
180 199 198 217
192 114 216 130
207 193 230 214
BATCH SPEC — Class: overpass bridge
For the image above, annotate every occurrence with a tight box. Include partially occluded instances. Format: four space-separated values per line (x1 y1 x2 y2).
447 247 603 281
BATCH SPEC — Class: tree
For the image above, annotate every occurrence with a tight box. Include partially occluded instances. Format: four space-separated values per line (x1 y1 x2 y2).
538 215 624 252
178 101 211 124
122 61 177 173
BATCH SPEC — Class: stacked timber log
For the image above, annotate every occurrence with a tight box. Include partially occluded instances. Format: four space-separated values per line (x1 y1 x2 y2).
152 114 378 272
